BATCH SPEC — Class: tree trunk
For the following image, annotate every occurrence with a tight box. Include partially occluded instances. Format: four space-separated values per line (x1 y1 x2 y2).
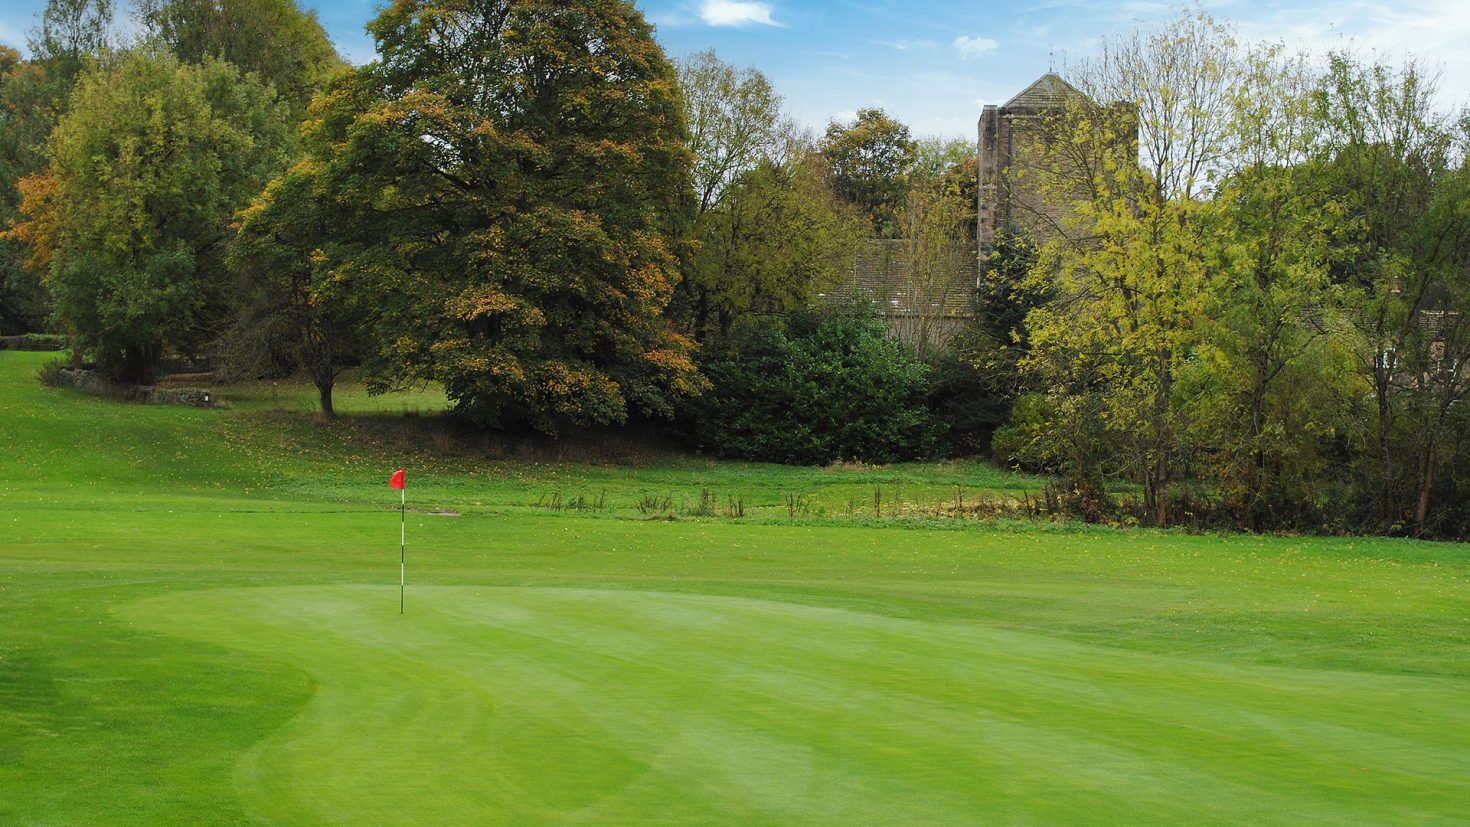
718 306 733 340
696 288 711 343
1248 354 1269 533
317 378 335 418
120 342 161 385
1152 352 1173 528
1142 469 1157 525
1413 439 1436 536
1153 454 1170 528
1375 372 1395 528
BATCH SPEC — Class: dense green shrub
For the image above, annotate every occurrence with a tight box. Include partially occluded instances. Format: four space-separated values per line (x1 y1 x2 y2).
928 230 1046 457
690 305 944 464
35 358 67 387
924 334 1014 456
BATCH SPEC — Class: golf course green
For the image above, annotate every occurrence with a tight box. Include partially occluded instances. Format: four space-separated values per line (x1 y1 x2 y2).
2 349 1468 825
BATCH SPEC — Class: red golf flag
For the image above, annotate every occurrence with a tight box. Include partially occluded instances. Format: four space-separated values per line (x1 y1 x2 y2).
389 468 406 490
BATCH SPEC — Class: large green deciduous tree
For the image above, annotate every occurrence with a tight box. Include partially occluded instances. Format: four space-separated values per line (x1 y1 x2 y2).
6 50 295 382
137 0 342 111
820 108 916 235
281 0 703 433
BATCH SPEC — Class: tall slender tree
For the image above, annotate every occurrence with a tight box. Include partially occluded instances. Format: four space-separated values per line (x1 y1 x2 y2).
677 49 788 216
28 0 115 82
229 159 364 415
1314 55 1454 531
1021 11 1238 525
1185 44 1360 529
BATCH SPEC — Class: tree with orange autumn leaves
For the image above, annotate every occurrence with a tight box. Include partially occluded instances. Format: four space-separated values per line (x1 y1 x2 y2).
7 171 57 276
0 47 60 334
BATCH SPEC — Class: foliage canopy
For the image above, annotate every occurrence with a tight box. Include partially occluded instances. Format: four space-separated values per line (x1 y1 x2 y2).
820 107 916 235
276 0 704 433
5 50 295 381
138 0 343 110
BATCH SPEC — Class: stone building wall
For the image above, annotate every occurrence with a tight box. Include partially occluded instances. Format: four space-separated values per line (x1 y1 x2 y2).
977 73 1136 270
820 239 977 351
977 72 1090 259
824 72 1131 350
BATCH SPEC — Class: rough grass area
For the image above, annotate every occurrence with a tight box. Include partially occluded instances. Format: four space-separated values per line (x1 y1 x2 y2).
2 350 1468 825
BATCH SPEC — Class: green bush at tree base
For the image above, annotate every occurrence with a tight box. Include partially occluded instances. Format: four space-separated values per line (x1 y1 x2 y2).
690 304 945 464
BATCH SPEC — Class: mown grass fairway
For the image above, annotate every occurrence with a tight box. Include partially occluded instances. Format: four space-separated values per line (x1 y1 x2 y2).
2 349 1469 825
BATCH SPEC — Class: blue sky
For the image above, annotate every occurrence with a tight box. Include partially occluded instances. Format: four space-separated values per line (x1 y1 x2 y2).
3 0 1468 139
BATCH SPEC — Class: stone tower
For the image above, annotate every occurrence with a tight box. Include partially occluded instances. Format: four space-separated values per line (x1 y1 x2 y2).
976 72 1089 261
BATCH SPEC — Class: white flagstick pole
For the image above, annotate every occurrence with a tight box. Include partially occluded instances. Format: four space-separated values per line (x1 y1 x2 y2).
400 485 406 614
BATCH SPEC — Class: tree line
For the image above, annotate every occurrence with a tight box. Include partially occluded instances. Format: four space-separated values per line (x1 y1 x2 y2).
3 1 1469 537
988 14 1470 537
0 0 962 430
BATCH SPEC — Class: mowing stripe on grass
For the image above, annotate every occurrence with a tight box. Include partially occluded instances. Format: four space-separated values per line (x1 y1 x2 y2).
122 585 1470 826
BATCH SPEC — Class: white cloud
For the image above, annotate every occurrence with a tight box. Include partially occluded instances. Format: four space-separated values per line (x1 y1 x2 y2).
649 7 699 29
1228 0 1470 110
953 35 1001 59
699 0 781 28
883 38 941 51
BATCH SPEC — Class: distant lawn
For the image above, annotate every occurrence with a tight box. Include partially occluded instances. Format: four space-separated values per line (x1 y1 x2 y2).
59 354 1052 519
183 369 452 416
2 349 1468 825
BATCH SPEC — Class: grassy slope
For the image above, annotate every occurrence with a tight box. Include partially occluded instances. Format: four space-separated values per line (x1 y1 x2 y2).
1 350 1468 825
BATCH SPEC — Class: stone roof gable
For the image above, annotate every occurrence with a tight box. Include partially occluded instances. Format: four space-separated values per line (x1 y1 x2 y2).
1002 72 1085 110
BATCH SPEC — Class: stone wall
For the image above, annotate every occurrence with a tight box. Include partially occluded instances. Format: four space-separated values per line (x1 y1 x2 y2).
48 367 217 407
0 334 66 351
820 238 978 351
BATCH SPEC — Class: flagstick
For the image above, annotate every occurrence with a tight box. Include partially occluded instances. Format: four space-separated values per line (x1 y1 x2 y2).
400 486 406 614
